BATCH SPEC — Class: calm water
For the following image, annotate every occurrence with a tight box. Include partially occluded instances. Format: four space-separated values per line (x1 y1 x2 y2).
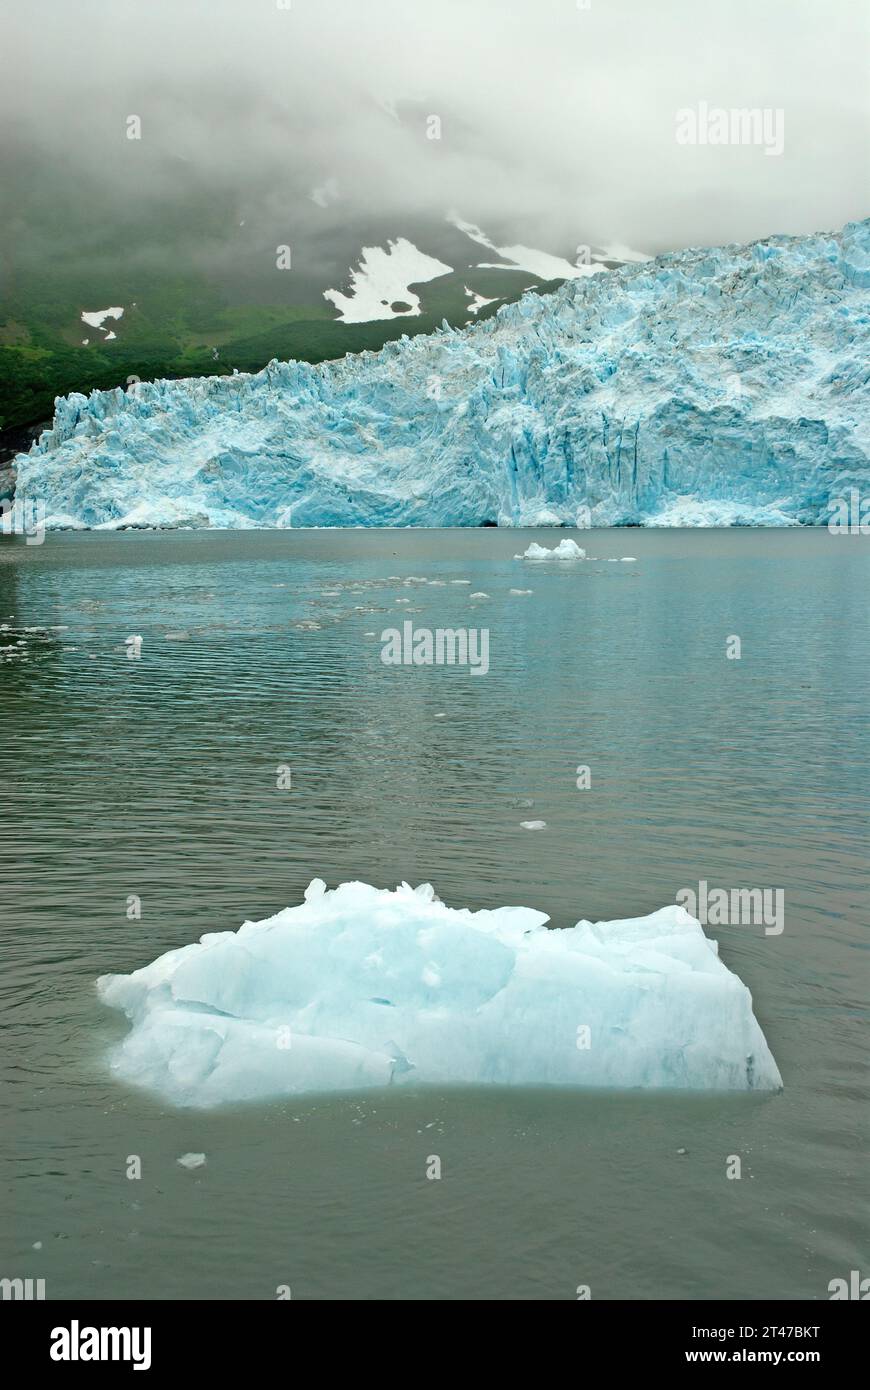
1 528 867 1300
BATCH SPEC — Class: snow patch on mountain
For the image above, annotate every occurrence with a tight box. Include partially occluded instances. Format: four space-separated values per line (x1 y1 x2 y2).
465 285 500 315
324 238 452 323
448 212 603 280
80 307 124 342
591 241 653 265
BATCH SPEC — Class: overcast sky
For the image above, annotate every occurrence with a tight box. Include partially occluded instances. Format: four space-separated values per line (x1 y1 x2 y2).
4 0 869 256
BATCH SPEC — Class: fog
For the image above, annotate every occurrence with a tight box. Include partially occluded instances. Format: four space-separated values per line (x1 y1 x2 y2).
3 0 869 259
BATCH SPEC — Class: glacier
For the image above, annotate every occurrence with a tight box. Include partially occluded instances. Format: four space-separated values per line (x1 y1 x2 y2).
14 219 870 529
96 879 782 1106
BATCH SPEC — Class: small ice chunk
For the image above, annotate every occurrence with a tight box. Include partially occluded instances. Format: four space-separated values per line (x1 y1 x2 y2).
509 588 533 595
177 1152 206 1169
470 591 489 598
520 820 547 830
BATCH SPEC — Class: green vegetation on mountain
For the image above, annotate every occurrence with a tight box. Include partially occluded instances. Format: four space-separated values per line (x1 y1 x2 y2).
0 265 555 433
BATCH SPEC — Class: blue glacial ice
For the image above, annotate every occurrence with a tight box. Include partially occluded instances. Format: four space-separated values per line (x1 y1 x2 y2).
96 880 782 1106
16 219 870 529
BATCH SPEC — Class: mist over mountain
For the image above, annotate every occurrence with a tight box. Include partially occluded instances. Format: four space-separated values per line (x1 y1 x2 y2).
1 0 867 431
4 0 867 257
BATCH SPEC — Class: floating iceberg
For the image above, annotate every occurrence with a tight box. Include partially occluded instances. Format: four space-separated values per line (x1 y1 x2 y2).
96 880 782 1106
13 220 870 529
521 539 586 559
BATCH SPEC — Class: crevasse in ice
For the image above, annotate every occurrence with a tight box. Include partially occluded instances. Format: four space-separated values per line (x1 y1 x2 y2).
96 880 783 1105
17 219 869 529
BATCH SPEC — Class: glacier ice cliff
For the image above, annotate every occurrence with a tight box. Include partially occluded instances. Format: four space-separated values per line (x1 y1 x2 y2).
96 879 782 1106
15 220 870 528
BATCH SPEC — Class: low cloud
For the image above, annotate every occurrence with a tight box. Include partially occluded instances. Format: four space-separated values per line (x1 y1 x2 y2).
2 0 868 269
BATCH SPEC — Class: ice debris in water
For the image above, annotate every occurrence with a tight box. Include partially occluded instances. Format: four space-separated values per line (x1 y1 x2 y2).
14 220 870 530
96 879 783 1106
177 1152 206 1169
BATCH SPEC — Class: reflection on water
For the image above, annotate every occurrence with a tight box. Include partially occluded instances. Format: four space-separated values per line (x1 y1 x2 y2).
1 528 867 1299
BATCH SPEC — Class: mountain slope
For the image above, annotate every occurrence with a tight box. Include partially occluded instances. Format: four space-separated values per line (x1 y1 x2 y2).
13 219 870 529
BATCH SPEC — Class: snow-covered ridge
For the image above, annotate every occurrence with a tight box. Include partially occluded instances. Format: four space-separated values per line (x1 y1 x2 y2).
15 219 870 529
97 879 782 1106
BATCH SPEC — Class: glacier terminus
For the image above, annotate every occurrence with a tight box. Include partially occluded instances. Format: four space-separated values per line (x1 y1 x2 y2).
12 219 870 530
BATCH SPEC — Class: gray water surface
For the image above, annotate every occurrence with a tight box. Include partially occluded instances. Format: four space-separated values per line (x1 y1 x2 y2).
1 528 867 1299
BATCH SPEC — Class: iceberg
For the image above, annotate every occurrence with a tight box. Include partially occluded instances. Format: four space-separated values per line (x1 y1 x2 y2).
521 539 586 559
14 219 869 529
96 879 782 1106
